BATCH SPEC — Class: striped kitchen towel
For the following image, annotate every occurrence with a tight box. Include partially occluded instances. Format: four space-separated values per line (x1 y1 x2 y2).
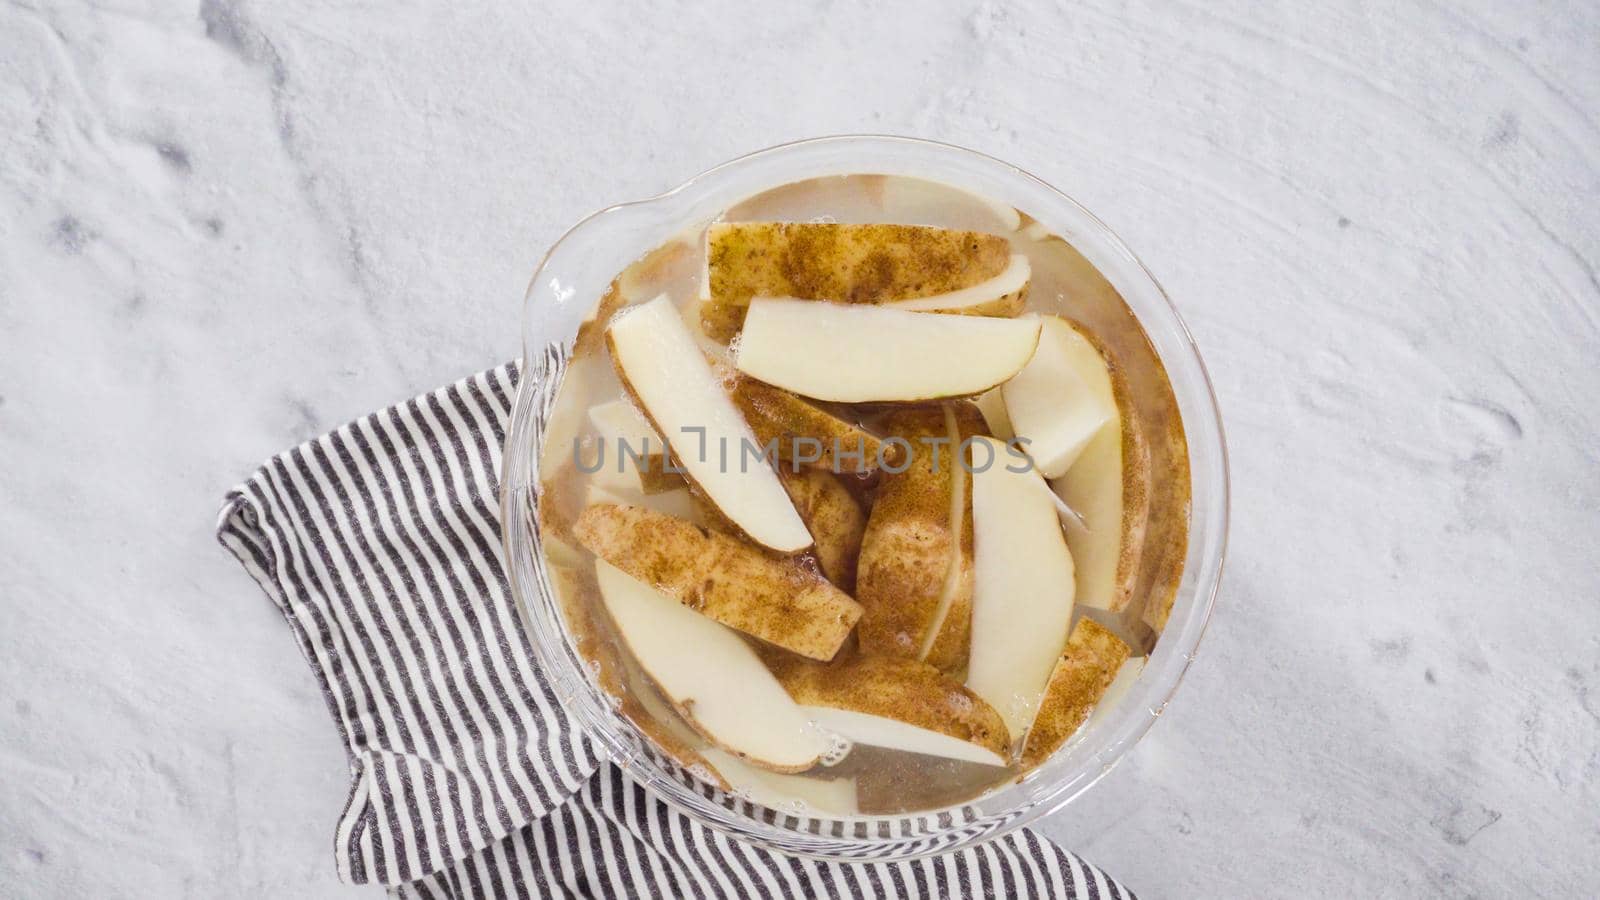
216 361 1136 899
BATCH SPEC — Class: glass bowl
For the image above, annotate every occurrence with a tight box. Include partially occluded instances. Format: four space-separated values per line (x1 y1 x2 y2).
499 135 1228 861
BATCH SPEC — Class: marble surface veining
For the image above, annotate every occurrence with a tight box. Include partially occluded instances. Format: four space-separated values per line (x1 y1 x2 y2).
2 1 1597 897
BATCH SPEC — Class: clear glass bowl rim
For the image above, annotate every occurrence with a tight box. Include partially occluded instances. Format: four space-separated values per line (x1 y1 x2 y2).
500 134 1230 862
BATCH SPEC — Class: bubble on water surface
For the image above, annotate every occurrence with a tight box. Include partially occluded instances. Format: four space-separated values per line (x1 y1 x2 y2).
818 731 853 767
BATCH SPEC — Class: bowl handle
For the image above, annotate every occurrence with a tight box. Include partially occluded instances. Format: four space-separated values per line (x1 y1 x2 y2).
518 199 687 363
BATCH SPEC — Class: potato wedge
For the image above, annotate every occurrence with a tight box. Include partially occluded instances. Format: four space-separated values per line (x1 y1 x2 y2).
736 300 1042 403
607 296 812 553
965 436 1078 738
1022 239 1190 636
765 653 1010 765
1001 315 1115 479
574 504 861 660
1019 618 1130 768
702 222 1013 341
651 458 866 592
779 467 867 592
725 371 894 474
546 561 726 788
595 561 828 772
855 403 985 672
1049 320 1150 616
885 253 1030 317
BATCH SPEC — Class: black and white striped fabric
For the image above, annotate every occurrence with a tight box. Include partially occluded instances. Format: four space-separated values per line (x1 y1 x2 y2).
216 362 1136 899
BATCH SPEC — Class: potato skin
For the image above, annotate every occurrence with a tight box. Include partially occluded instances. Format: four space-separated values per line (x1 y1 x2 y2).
855 402 986 673
779 467 867 593
660 450 867 593
702 222 1012 341
574 503 861 660
725 371 895 475
765 653 1010 761
1019 618 1130 768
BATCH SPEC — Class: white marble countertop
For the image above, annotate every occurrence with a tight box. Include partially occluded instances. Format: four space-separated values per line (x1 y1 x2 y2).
3 1 1596 896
